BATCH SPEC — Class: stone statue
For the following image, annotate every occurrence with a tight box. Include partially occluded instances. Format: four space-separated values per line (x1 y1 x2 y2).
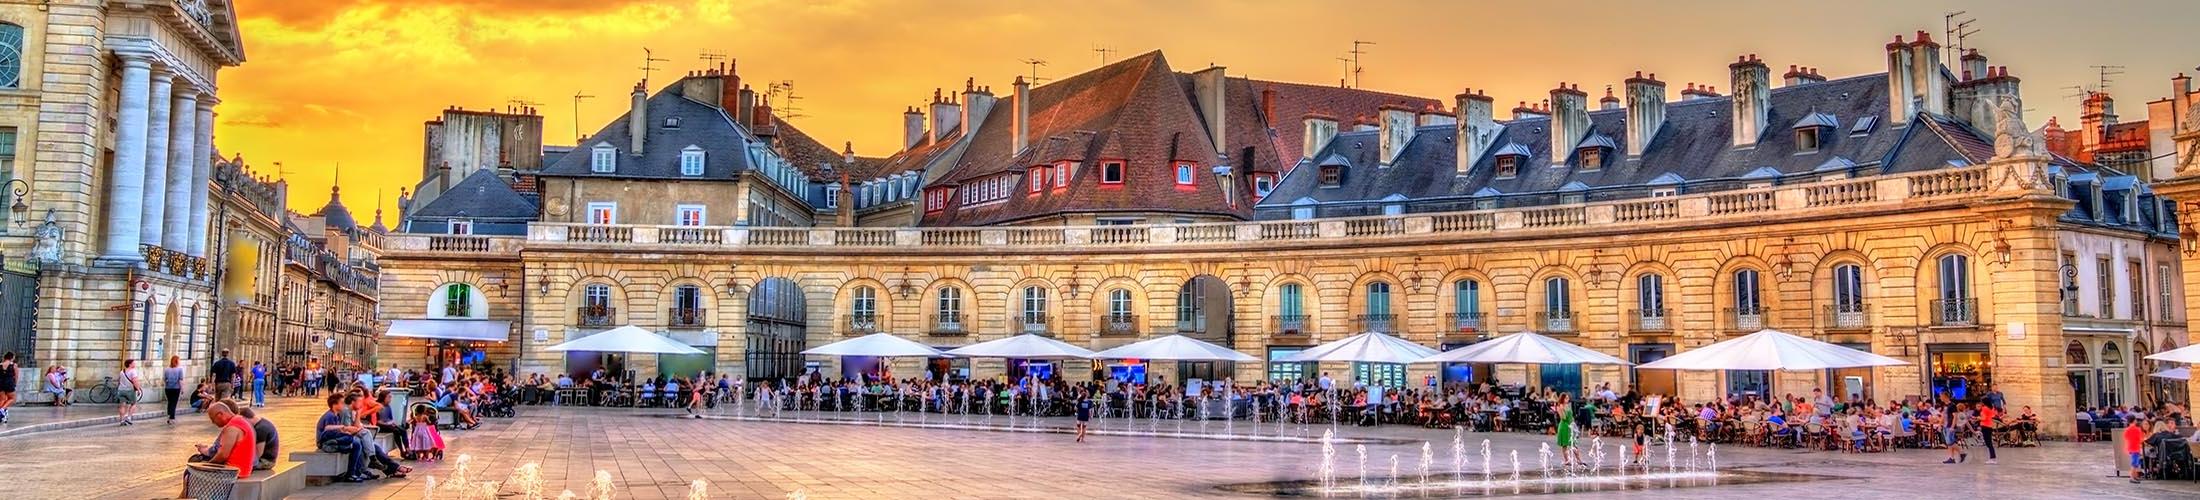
1991 95 2039 160
29 209 60 265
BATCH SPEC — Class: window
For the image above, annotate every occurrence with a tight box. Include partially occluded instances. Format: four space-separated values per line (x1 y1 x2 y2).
1833 264 1865 313
851 286 877 318
2162 264 2176 320
1734 269 1763 313
1650 187 1677 197
1053 162 1069 188
1796 128 1821 152
1474 199 1497 210
1545 277 1571 314
1638 274 1665 316
1319 165 1344 187
1267 347 1311 382
1365 282 1392 319
591 144 616 172
1279 283 1305 319
2066 340 2090 365
443 284 473 318
1029 167 1046 193
2097 257 2113 319
586 202 617 224
2130 261 2146 320
584 283 611 309
1579 148 1602 170
1021 286 1048 329
1559 193 1585 205
1108 288 1132 318
1455 280 1480 316
675 285 703 311
1383 203 1404 216
824 185 840 208
1101 161 1124 184
448 219 473 235
936 287 963 322
1176 162 1196 185
1495 156 1519 178
675 204 705 226
1938 254 1973 325
1254 174 1275 197
0 128 12 228
0 24 20 88
1354 362 1406 388
680 146 706 176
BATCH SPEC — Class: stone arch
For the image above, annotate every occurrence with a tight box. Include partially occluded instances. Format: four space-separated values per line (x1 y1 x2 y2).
565 277 630 326
1917 242 1984 325
1263 273 1321 337
1527 265 1583 333
1436 268 1495 333
1007 276 1058 335
1347 270 1403 331
1618 261 1677 319
1814 249 1878 327
833 278 891 335
1713 255 1779 332
1092 276 1149 335
426 281 491 320
744 276 808 380
920 277 974 333
657 277 717 328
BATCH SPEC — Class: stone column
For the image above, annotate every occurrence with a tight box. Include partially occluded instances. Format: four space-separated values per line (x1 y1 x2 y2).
188 97 216 257
163 88 198 250
99 50 155 262
2152 124 2200 412
138 68 174 248
1972 152 2077 437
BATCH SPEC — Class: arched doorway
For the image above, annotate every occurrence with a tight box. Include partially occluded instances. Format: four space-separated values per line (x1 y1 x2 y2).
1176 275 1235 383
745 277 807 381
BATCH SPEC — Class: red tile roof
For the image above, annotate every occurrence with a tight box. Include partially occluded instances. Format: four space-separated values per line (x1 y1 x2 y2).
1255 79 1444 171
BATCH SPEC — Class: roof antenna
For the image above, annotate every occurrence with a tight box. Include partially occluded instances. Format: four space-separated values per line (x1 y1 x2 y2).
1021 59 1050 84
571 91 595 144
1091 46 1118 66
1347 40 1375 89
638 47 669 86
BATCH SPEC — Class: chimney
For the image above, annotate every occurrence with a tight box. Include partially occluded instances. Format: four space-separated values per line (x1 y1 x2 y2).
1680 83 1720 101
1549 83 1589 164
1954 63 2023 133
1377 104 1416 166
1455 89 1497 176
1261 86 1277 124
1012 76 1031 155
736 85 756 127
1624 72 1666 157
2172 73 2195 134
2081 90 2117 158
960 78 996 142
1730 54 1771 147
720 60 742 112
628 81 647 155
902 106 927 150
1797 67 1826 85
752 100 775 139
928 89 960 142
1598 86 1621 110
1301 113 1339 159
1959 50 1987 82
1511 101 1547 120
1190 66 1229 152
1418 110 1454 127
1910 31 1949 117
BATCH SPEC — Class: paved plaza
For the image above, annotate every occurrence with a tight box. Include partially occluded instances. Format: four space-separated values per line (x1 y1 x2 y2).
3 400 2199 499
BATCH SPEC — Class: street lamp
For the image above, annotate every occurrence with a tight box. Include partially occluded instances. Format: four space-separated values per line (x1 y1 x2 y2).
5 178 28 227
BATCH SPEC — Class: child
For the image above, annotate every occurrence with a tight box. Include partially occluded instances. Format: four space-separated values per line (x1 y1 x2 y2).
407 405 446 461
1631 422 1648 465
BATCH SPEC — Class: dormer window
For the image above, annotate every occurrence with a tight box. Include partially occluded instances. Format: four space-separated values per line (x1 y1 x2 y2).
824 185 839 208
1796 128 1822 153
663 117 682 129
448 219 473 235
1028 166 1046 193
1053 162 1069 188
1175 163 1196 186
1474 199 1497 210
1495 156 1519 178
1254 174 1275 197
679 146 705 176
1578 148 1603 171
1319 165 1345 187
1101 161 1124 184
591 144 616 173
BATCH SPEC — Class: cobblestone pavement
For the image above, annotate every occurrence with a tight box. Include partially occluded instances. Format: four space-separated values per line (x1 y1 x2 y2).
8 402 2200 499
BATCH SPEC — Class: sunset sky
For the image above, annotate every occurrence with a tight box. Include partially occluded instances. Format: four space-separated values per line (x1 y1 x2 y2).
218 0 2200 218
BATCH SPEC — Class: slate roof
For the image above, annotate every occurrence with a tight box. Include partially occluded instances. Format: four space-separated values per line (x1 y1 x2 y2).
1256 78 1445 170
410 169 540 220
537 79 756 181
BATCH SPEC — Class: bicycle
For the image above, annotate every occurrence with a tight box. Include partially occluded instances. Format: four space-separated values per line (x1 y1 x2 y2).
84 376 118 404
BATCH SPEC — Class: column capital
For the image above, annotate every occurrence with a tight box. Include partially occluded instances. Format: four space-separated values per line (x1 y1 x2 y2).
149 63 177 80
196 94 221 108
172 85 202 102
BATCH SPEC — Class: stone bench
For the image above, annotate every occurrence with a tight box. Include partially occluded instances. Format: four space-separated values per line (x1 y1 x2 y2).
228 460 307 500
288 451 350 481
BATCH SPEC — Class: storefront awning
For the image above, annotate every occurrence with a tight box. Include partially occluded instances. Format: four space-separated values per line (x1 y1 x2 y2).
2064 326 2134 337
387 319 511 342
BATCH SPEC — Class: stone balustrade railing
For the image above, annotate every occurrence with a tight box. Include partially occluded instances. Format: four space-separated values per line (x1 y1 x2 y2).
382 166 1999 254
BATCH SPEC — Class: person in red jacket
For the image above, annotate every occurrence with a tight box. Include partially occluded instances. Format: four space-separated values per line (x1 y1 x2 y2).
2125 417 2149 483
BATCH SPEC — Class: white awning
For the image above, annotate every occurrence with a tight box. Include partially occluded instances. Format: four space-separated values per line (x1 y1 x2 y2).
386 319 511 342
2064 327 2133 337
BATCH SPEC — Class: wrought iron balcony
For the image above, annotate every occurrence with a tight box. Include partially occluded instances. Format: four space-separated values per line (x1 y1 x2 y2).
1629 309 1672 333
929 313 966 336
577 305 616 327
668 307 707 328
1020 312 1050 334
1355 313 1397 332
1726 306 1766 332
1931 298 1977 327
1447 312 1484 332
1099 313 1139 336
1538 310 1577 334
1273 314 1311 337
1824 303 1869 331
843 313 879 336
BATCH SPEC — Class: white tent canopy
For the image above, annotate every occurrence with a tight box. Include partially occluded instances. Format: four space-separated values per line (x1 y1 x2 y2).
1279 331 1440 364
1091 334 1257 362
2150 367 2190 381
1636 329 1907 371
2146 343 2200 364
1415 332 1629 365
945 334 1095 359
545 325 705 355
802 333 944 358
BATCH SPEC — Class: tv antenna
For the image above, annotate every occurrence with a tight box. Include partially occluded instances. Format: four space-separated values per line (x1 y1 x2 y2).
2091 65 2125 95
1091 46 1118 66
638 48 670 85
571 92 595 143
1943 11 1979 61
767 81 805 119
1020 58 1050 84
698 50 727 67
1347 40 1375 88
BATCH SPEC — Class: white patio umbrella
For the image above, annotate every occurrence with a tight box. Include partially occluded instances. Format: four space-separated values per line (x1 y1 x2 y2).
1090 334 1257 362
802 333 944 358
2145 343 2200 364
1279 331 1440 364
2150 367 2190 381
944 333 1096 359
544 325 705 355
1415 331 1629 365
1635 329 1907 371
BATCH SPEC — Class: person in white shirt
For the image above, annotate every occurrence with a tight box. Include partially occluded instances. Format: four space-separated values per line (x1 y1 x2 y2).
1318 373 1334 392
441 365 458 385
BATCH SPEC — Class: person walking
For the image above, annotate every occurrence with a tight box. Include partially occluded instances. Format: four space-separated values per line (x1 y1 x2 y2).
2125 417 2149 483
1556 393 1581 469
1977 401 2000 464
1942 402 1969 464
163 356 185 423
209 350 238 400
117 359 143 426
250 361 267 408
0 351 19 423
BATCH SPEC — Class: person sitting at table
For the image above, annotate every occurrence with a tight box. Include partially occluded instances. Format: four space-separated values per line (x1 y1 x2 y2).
2010 405 2040 444
664 377 682 408
638 379 659 407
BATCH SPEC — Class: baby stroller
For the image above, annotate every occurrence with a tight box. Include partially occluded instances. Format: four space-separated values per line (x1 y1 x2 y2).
477 393 519 418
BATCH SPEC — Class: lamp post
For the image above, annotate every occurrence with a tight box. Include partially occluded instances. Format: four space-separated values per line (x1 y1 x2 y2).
5 178 28 229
